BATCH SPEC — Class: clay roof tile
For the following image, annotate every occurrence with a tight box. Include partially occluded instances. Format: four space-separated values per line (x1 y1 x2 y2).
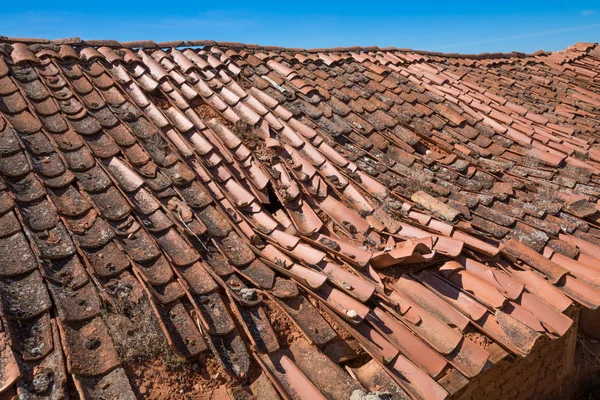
0 37 598 399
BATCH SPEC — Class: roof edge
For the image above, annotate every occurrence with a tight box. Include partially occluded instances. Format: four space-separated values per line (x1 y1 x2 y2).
1 37 596 60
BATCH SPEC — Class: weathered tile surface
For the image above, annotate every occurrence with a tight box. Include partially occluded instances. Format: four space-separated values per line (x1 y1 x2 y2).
1 38 600 399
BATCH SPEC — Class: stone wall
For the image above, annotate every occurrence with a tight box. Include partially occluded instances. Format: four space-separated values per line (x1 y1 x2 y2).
451 307 580 400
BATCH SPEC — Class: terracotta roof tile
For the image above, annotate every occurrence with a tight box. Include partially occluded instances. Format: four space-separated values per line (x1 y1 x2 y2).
2 38 600 399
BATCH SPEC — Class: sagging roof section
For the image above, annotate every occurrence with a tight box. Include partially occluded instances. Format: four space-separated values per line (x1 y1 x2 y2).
0 38 599 399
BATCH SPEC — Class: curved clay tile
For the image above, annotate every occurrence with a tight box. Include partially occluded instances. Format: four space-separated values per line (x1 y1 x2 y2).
3 37 600 399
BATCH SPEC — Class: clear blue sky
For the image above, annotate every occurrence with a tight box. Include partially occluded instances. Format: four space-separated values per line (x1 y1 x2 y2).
2 1 599 53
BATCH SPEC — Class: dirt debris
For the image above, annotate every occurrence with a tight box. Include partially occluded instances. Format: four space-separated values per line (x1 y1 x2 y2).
465 331 493 349
262 297 304 348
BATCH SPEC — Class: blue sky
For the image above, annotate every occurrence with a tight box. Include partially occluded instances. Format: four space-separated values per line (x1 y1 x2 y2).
2 1 599 53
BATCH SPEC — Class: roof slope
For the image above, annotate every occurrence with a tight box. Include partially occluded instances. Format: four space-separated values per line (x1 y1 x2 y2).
0 38 600 399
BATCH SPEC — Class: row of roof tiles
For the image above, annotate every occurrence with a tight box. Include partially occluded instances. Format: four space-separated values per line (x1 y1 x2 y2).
0 39 599 400
0 36 559 57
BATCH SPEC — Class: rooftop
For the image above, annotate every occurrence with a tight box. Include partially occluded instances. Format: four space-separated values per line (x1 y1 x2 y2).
1 38 600 399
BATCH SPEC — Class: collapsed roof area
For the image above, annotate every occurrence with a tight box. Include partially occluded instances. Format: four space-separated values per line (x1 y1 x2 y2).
1 37 600 399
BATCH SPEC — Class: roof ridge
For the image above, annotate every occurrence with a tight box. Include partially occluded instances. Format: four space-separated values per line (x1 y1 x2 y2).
0 36 591 59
